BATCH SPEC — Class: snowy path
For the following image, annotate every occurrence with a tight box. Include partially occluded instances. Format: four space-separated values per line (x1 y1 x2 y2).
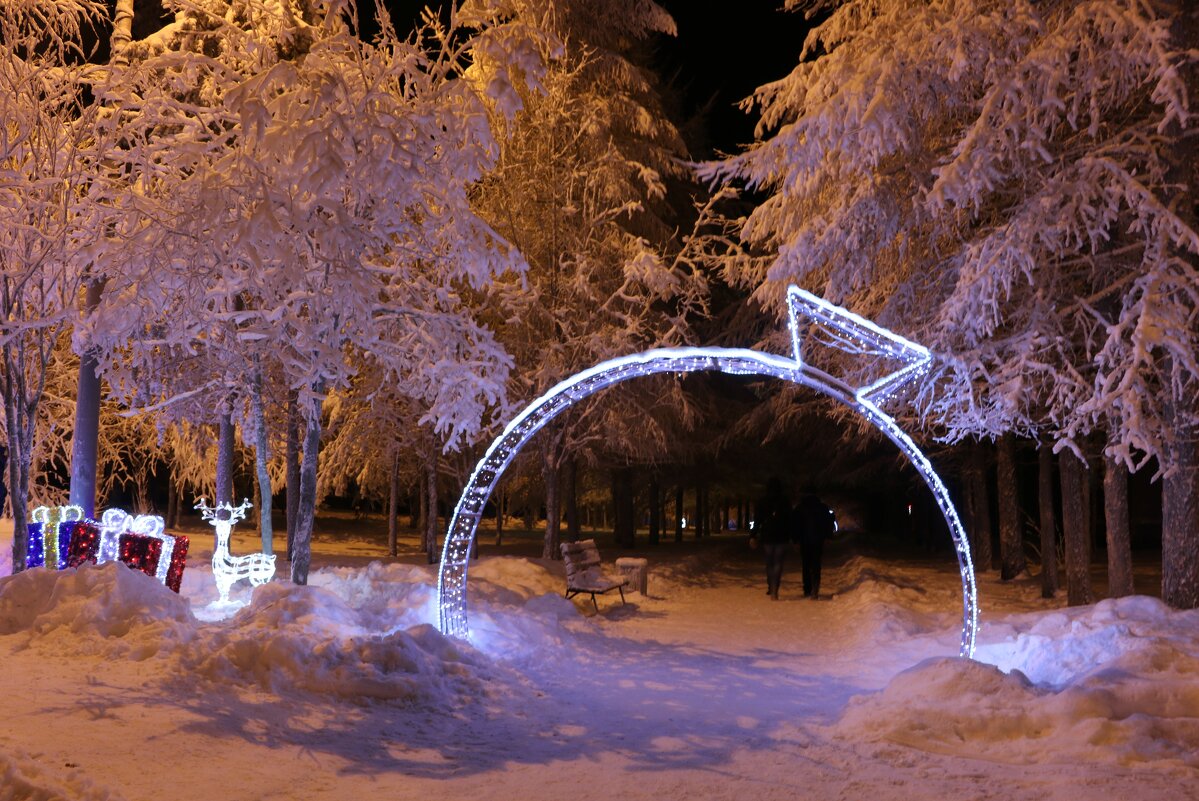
455 549 1193 801
1 536 1197 800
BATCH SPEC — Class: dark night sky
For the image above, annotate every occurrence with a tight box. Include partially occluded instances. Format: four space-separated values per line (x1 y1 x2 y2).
379 1 813 157
652 1 812 156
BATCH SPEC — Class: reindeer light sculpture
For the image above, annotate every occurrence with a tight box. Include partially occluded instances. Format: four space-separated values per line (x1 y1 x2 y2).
196 498 276 603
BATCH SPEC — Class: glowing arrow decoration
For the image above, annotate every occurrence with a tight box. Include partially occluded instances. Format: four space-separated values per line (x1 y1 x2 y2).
436 286 978 658
786 286 932 406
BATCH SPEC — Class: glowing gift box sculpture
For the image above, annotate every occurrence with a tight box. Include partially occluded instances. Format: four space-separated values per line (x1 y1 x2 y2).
100 510 189 592
26 505 189 593
27 505 90 570
65 518 103 568
108 512 190 594
196 498 275 603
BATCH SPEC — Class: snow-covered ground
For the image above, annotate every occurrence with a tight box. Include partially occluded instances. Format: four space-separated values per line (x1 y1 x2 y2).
1 523 1196 800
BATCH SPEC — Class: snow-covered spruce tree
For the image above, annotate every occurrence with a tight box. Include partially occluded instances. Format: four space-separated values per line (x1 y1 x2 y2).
707 0 1198 605
466 0 709 558
0 0 123 571
1154 0 1199 609
87 0 540 583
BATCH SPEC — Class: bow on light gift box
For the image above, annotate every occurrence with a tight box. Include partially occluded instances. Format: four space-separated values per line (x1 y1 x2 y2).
27 505 189 593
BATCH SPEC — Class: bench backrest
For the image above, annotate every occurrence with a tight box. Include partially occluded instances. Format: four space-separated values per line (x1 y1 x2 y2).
561 539 604 581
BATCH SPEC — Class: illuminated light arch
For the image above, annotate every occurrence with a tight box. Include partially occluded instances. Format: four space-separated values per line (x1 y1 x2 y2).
438 287 979 658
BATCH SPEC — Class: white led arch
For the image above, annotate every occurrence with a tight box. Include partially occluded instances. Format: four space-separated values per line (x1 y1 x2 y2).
438 287 979 658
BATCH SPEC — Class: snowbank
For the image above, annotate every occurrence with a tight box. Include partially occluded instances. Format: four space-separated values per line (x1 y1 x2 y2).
0 747 124 801
977 595 1199 686
0 561 194 657
181 579 489 704
458 556 584 657
4 533 1198 799
824 555 958 640
0 558 514 708
468 556 566 606
834 595 1199 770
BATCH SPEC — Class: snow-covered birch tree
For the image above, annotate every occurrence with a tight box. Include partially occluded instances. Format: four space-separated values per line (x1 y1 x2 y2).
86 0 542 583
0 0 120 571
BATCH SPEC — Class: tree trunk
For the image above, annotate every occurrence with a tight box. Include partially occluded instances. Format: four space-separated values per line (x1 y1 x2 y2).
424 441 438 564
648 477 661 546
563 458 580 542
612 467 635 548
494 487 504 546
913 490 931 551
694 484 702 539
703 484 711 538
1160 0 1199 610
290 392 323 586
443 474 465 560
68 280 105 519
166 479 178 530
1103 451 1134 598
674 485 684 542
285 393 301 562
968 441 994 572
1087 457 1100 556
388 452 399 558
1038 443 1059 598
418 469 428 542
111 0 134 64
996 434 1026 580
1162 388 1199 608
5 389 33 572
214 405 236 552
1060 450 1092 606
470 509 479 560
250 367 273 556
216 405 235 505
690 482 700 537
542 443 561 560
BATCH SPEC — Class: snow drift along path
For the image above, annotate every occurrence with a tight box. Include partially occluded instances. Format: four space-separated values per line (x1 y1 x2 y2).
0 531 1196 801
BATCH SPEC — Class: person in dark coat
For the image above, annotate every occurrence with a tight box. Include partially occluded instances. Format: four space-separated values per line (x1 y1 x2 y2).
796 493 836 598
755 477 792 600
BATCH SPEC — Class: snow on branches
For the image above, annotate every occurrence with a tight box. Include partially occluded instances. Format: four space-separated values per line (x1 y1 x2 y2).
80 1 548 440
38 0 555 582
1 0 117 569
708 0 1198 467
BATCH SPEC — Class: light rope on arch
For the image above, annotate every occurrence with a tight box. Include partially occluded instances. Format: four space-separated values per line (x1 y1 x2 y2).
437 287 979 658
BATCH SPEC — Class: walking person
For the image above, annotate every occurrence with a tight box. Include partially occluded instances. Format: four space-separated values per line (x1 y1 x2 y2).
754 477 792 600
796 493 835 598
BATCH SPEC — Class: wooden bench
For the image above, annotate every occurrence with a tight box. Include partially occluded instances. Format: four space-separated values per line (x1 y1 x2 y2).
560 539 628 611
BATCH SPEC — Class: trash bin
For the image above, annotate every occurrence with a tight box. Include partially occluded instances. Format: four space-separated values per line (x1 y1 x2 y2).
615 557 648 595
